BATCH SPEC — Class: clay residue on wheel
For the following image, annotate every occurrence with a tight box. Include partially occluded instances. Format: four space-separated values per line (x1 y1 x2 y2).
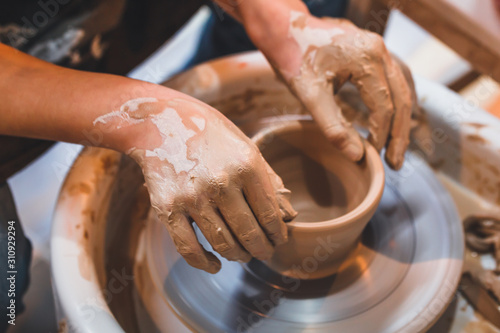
70 149 121 283
464 215 500 274
462 215 500 321
465 134 490 145
102 154 149 333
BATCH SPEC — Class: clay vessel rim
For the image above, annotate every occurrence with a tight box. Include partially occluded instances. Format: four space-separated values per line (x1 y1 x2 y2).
252 120 385 230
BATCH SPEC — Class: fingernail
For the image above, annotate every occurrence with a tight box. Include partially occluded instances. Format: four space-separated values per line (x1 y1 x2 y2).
386 153 404 171
206 257 222 274
386 138 408 170
207 262 221 274
281 205 298 221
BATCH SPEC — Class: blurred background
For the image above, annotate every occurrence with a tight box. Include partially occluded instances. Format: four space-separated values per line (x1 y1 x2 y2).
6 1 500 331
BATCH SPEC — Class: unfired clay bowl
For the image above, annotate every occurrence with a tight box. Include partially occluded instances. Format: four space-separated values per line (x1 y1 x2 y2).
251 119 385 279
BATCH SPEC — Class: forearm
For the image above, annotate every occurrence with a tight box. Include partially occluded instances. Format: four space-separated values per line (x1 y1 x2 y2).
0 43 179 152
212 0 308 75
213 0 307 21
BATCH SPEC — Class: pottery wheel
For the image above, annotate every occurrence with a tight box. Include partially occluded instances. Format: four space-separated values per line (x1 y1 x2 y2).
139 154 463 333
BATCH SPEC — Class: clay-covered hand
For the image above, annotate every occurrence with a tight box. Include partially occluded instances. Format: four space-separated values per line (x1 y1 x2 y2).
95 97 296 273
264 12 413 170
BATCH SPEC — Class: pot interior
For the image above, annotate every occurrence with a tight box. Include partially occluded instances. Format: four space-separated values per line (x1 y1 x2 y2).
258 124 371 223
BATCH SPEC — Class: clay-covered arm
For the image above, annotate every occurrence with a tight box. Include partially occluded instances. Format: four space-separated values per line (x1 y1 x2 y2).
214 0 414 170
0 43 296 273
0 43 159 152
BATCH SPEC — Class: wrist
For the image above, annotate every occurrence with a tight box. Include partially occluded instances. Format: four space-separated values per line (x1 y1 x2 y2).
239 0 309 52
93 88 212 156
238 1 312 79
92 83 180 154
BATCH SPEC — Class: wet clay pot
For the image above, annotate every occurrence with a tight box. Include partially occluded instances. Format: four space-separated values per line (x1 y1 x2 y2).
252 119 385 279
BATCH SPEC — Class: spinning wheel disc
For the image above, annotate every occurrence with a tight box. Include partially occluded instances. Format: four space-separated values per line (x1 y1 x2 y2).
139 154 463 333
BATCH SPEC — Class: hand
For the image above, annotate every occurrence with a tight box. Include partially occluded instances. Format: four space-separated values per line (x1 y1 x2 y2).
0 41 297 274
252 11 413 170
95 97 296 273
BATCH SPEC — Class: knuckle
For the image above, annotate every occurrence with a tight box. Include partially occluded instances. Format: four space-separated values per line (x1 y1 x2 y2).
150 196 174 211
213 242 235 255
208 174 230 194
259 210 279 227
242 153 258 168
242 143 260 160
164 213 177 227
184 192 198 206
238 150 260 175
324 124 349 146
239 229 261 245
195 211 212 225
155 206 176 225
215 174 230 189
364 33 385 56
173 192 196 209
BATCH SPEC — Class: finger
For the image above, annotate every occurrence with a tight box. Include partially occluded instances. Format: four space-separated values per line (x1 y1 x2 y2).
189 203 252 262
161 210 221 273
391 54 417 104
264 162 297 221
382 53 412 170
215 187 275 260
242 163 288 246
350 62 394 152
391 54 420 121
291 73 364 161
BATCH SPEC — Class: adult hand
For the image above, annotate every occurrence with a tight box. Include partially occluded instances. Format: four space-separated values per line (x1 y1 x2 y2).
0 43 296 274
245 7 413 170
95 97 296 273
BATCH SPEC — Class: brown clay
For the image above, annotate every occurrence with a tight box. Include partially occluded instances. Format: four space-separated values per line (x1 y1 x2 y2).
94 97 297 273
464 215 500 273
251 119 385 279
